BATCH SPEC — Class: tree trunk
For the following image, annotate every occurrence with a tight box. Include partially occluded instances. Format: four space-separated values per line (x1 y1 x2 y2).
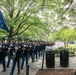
64 41 67 49
8 26 13 40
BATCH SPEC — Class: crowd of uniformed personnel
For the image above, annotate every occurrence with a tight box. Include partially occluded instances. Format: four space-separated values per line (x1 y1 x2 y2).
0 37 55 75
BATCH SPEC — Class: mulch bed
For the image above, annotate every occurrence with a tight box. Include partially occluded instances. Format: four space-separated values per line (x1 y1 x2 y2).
36 69 76 75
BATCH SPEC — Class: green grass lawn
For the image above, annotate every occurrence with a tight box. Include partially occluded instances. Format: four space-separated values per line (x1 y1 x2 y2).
67 44 76 49
66 41 76 50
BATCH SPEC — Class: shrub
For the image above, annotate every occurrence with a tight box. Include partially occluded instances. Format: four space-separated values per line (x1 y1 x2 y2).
54 46 75 57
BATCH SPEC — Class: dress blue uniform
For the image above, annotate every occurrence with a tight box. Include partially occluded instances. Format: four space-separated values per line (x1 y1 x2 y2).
28 43 34 63
33 43 38 61
21 43 29 69
1 43 7 72
10 42 23 75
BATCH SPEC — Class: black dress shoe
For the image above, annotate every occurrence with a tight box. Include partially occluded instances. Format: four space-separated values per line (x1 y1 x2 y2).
10 73 13 75
17 72 20 74
21 67 23 70
2 69 6 72
7 66 9 68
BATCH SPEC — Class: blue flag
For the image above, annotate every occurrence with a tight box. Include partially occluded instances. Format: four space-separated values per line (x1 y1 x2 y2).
0 11 9 32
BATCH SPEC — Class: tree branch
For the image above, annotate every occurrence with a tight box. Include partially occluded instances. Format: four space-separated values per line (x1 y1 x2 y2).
42 0 46 6
61 0 73 16
21 0 34 20
6 0 14 18
13 12 33 36
14 0 33 23
18 25 32 35
0 30 8 35
6 0 11 12
20 12 33 28
15 1 27 18
13 24 32 36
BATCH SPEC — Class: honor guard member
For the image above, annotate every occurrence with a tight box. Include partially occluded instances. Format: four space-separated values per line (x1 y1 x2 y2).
37 42 40 59
1 38 7 72
39 42 43 57
6 38 15 68
33 41 38 61
0 38 2 63
37 41 41 57
21 39 29 69
10 38 23 75
28 41 34 63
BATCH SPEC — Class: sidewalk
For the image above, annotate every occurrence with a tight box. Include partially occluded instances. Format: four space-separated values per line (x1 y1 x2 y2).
0 56 76 75
0 57 42 75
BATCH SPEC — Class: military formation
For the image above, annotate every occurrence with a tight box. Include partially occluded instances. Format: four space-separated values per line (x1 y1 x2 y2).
0 37 51 75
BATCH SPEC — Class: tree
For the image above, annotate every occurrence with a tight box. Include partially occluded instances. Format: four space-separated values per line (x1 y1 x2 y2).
0 0 43 39
52 26 76 47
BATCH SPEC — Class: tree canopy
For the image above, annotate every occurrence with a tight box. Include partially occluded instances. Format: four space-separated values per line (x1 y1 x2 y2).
0 0 75 41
